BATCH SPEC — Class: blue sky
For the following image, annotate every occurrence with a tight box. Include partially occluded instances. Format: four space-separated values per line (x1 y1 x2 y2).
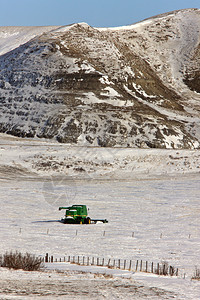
0 0 199 27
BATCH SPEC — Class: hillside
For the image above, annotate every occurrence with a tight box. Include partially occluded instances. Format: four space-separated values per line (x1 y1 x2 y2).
0 9 200 149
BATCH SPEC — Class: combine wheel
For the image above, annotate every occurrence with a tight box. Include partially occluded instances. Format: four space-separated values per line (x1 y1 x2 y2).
86 217 91 224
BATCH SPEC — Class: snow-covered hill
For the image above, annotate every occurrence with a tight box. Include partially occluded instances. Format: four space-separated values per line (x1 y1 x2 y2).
0 9 200 149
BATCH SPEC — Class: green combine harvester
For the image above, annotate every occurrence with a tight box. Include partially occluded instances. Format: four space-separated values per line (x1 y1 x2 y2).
59 205 108 224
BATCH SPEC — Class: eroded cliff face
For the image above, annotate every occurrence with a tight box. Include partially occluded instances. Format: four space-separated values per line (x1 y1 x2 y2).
0 9 200 149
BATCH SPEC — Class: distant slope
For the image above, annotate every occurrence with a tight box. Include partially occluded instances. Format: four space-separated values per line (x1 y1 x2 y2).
0 9 200 149
0 26 59 55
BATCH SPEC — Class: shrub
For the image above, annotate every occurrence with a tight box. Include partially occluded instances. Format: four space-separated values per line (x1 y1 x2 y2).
192 267 200 280
0 251 43 271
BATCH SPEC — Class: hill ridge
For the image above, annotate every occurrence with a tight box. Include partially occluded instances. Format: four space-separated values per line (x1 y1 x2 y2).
0 9 200 149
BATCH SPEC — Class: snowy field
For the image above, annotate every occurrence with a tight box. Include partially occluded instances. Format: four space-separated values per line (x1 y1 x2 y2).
0 134 200 298
1 175 200 272
1 174 200 298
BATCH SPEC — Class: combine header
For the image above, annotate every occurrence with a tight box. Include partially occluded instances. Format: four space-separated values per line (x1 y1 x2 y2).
59 205 108 224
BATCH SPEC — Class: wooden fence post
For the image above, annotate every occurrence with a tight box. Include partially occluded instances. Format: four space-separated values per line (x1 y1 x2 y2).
102 258 104 266
129 260 132 271
151 262 153 273
124 260 126 270
51 256 53 263
140 260 143 272
157 263 160 275
118 259 121 269
135 260 138 271
146 261 148 272
107 258 111 267
45 253 48 263
163 263 166 275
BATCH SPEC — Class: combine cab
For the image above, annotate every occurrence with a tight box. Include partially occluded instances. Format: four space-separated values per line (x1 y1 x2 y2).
59 205 108 224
